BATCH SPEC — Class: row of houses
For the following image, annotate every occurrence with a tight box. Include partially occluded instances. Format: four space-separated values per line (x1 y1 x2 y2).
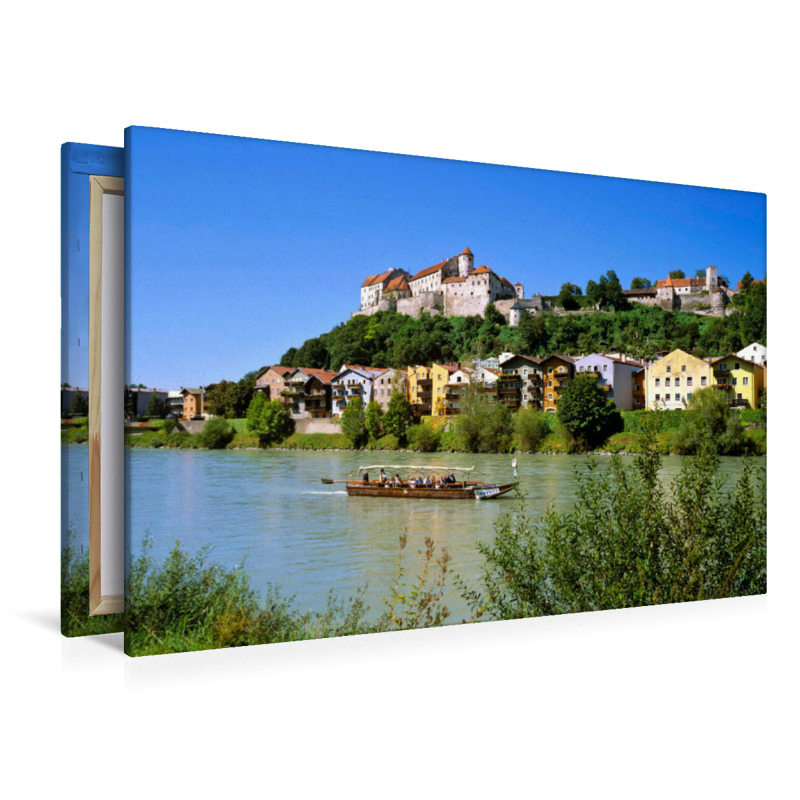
249 341 766 421
64 341 765 422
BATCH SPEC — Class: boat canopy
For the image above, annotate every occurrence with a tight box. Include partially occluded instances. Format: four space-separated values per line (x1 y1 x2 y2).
357 464 475 474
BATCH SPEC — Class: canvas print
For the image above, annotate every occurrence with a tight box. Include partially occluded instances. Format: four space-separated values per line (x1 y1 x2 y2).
123 126 766 657
61 142 125 636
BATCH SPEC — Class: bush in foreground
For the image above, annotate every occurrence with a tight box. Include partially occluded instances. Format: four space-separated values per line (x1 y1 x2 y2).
462 431 766 620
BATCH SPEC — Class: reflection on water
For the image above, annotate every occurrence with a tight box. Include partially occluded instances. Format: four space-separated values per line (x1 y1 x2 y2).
62 445 764 622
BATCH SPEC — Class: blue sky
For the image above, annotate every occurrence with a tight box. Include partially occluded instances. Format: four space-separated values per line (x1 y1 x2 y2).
126 126 766 389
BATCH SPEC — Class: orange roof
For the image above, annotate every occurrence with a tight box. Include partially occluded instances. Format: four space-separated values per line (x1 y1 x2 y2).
385 275 410 292
361 269 394 289
500 276 514 288
655 276 705 289
410 259 448 282
301 368 337 384
470 265 497 278
460 247 473 256
434 363 459 373
442 276 466 284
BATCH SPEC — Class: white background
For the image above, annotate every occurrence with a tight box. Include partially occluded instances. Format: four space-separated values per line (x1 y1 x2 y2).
1 2 797 798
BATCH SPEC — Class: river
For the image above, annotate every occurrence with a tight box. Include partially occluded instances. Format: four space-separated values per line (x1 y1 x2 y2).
62 446 764 622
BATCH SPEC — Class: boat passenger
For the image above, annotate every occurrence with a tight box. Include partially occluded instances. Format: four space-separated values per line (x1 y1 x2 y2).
380 469 387 484
362 471 370 484
449 472 457 484
394 473 402 486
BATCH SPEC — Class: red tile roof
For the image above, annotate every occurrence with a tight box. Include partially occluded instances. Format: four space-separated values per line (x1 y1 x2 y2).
655 276 705 289
361 269 394 289
300 368 337 385
500 276 514 288
471 265 492 275
385 275 410 292
460 247 473 256
410 259 449 282
442 276 466 284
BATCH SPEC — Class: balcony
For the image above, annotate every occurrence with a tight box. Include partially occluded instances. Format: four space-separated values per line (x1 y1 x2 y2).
417 379 433 388
281 389 302 397
347 385 363 394
713 369 731 379
332 386 346 396
418 390 433 399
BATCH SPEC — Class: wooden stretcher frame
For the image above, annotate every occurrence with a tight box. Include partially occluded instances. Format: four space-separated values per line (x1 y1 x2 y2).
89 174 124 615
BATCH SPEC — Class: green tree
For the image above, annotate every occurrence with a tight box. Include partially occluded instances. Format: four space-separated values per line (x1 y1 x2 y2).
597 270 628 311
517 313 547 355
198 417 234 449
383 392 413 443
585 280 601 306
463 434 766 620
341 396 368 448
246 394 295 446
69 391 89 417
365 400 384 442
513 408 547 452
145 393 168 419
455 385 513 453
557 282 582 311
669 269 686 280
630 277 652 290
407 422 441 452
557 374 623 450
483 302 505 327
674 387 747 455
739 280 766 346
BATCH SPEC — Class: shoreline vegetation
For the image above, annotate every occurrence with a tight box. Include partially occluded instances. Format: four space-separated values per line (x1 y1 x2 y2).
63 407 766 456
62 430 766 655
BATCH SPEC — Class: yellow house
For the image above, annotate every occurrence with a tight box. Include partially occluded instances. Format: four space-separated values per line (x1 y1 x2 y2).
430 363 458 416
710 354 764 409
180 387 205 420
407 365 432 417
407 363 459 416
645 349 711 410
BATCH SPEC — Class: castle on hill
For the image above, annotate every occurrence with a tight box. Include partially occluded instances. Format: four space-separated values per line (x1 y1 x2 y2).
353 247 542 323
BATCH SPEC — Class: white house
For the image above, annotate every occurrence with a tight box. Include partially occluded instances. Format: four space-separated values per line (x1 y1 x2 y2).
737 342 766 366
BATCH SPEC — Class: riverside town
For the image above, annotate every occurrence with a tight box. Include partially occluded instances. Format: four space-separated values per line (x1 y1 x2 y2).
62 244 767 654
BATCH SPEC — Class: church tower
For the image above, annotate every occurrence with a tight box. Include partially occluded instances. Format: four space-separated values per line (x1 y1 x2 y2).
706 265 718 292
458 247 474 277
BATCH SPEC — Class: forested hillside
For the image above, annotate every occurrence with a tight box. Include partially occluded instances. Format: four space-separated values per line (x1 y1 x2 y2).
279 282 766 371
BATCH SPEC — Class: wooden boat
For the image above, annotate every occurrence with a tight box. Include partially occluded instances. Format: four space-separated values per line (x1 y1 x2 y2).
322 464 517 501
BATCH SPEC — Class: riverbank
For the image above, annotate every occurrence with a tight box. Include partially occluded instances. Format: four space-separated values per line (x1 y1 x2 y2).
63 409 767 455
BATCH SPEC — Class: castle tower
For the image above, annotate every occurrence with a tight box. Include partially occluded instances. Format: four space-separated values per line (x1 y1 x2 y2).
706 265 718 292
458 247 474 277
514 282 524 300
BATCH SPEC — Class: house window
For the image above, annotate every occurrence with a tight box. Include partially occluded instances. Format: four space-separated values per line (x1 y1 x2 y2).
675 378 680 386
666 394 671 402
701 377 707 386
655 378 660 387
682 365 686 372
737 393 743 400
548 368 553 374
687 377 693 386
655 394 660 401
666 365 672 372
734 362 740 370
548 393 553 401
675 393 681 402
743 377 749 386
603 364 607 372
665 378 671 387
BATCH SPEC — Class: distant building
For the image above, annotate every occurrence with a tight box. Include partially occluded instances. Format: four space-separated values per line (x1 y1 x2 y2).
539 355 576 413
331 366 383 417
645 349 712 410
283 368 337 418
372 368 407 413
354 247 528 321
500 355 544 410
737 342 766 366
573 354 646 411
710 355 764 409
180 388 206 420
125 387 170 418
254 366 293 400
